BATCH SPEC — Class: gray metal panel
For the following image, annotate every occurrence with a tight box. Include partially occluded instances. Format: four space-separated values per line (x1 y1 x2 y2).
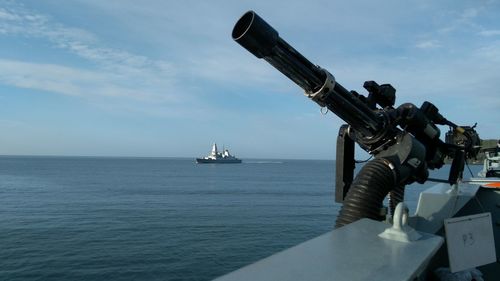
410 183 480 234
214 219 443 281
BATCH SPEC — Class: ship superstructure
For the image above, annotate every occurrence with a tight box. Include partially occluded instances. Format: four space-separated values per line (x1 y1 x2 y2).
196 143 242 164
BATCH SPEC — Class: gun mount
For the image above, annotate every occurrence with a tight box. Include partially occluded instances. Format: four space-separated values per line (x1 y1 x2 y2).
232 11 480 227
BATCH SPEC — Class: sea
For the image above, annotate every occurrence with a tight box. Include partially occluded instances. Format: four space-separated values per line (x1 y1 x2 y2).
0 156 482 281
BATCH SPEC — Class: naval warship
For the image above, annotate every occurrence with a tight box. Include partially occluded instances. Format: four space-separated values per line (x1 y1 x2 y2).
196 143 242 164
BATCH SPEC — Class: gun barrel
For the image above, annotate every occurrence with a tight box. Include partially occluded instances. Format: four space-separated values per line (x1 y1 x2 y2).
232 11 384 138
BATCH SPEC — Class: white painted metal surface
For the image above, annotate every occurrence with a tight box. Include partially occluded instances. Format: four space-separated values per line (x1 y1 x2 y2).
214 219 443 281
410 183 480 234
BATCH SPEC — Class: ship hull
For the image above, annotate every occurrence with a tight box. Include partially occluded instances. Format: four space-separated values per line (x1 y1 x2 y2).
196 158 242 164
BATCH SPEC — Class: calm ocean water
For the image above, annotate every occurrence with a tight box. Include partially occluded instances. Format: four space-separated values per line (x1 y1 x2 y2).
0 156 482 281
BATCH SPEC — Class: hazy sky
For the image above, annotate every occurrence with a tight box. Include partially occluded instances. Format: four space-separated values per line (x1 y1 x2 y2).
0 0 499 159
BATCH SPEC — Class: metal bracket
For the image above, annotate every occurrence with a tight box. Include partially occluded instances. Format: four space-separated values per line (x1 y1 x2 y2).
379 202 422 242
335 125 355 203
304 69 335 107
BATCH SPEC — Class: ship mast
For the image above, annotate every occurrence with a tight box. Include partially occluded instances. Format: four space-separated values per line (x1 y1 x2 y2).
211 143 218 157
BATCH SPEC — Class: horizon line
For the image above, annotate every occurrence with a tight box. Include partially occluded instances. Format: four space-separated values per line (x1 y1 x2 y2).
0 154 335 161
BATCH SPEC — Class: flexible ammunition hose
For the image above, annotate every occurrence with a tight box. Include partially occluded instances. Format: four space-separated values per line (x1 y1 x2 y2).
335 158 398 228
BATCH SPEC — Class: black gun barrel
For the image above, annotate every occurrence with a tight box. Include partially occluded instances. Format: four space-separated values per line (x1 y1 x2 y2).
232 11 384 138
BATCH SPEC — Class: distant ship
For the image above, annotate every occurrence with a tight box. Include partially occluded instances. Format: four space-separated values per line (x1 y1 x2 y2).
196 143 242 164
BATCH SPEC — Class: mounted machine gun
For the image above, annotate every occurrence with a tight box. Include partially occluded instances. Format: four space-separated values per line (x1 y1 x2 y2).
231 11 480 227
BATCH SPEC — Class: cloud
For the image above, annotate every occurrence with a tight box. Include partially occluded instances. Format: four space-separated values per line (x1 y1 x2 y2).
0 118 25 128
437 7 482 34
0 59 176 102
0 2 181 104
475 41 500 62
1 1 499 128
0 5 96 42
415 40 442 49
461 7 479 19
0 7 21 21
479 30 500 37
0 1 288 115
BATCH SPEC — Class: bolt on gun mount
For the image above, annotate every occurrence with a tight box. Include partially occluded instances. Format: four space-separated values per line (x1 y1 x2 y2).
232 11 479 227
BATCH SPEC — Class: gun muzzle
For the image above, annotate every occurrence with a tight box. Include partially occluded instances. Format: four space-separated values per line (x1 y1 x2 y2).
232 11 385 138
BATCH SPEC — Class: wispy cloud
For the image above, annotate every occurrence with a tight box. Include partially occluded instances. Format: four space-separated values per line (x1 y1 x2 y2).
0 3 180 104
0 1 291 114
479 30 500 37
0 118 25 128
475 41 500 62
438 7 482 34
415 40 441 49
0 59 180 102
0 5 97 44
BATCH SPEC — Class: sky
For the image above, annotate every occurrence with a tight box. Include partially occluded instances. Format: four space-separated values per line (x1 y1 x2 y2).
0 0 499 159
